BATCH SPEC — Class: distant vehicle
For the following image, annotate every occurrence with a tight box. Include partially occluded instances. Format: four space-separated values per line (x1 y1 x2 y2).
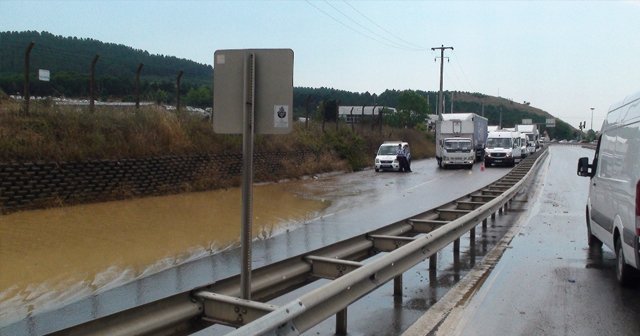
516 124 539 154
484 130 522 167
435 113 488 169
374 141 410 172
487 125 501 133
519 133 528 159
577 90 640 285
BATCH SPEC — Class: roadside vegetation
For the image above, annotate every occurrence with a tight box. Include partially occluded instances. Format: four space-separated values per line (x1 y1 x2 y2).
0 96 434 175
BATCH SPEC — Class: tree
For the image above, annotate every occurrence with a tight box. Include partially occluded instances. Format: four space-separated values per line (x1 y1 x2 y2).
387 90 429 128
185 86 212 108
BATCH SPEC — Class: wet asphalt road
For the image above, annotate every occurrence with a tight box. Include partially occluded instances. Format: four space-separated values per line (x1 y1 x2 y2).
3 156 513 335
22 145 637 336
423 145 640 336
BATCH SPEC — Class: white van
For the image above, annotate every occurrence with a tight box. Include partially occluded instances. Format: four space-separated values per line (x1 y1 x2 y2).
519 133 528 159
577 91 640 285
375 141 410 172
484 131 522 167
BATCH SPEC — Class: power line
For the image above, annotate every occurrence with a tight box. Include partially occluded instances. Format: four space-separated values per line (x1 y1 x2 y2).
305 0 422 51
449 56 473 91
342 0 425 51
326 0 424 51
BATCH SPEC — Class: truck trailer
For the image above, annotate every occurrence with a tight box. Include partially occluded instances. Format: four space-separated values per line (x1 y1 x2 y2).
435 113 489 169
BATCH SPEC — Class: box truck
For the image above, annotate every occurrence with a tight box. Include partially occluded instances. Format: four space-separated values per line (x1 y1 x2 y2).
435 113 488 169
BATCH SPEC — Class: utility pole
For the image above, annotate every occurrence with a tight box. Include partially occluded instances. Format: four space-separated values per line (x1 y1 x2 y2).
431 45 453 117
590 107 595 131
450 91 454 113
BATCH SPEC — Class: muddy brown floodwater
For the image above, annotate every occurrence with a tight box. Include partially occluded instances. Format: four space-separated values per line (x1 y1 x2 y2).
0 181 328 320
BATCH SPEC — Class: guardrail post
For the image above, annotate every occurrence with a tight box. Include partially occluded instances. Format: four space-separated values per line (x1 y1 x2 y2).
336 308 348 335
491 212 496 220
498 207 503 215
453 238 460 253
482 218 488 229
394 274 403 299
429 254 437 270
470 227 476 246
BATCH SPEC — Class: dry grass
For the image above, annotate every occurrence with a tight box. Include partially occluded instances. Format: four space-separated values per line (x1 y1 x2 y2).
0 99 435 172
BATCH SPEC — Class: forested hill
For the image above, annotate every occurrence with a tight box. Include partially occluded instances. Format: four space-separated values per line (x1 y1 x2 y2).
0 31 577 139
1 31 212 82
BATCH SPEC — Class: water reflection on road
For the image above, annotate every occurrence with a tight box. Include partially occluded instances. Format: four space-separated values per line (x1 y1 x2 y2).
0 181 327 323
1 157 511 332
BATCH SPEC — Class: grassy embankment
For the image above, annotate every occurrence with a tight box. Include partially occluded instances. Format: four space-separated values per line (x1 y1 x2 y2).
0 96 434 193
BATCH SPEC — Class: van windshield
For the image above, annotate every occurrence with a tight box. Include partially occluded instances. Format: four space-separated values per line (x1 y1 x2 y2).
378 145 398 155
486 137 512 148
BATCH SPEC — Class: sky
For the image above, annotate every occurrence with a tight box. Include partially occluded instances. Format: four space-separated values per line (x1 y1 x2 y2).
2 0 640 130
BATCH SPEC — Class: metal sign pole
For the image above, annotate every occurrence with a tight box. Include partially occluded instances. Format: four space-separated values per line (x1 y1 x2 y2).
240 53 256 300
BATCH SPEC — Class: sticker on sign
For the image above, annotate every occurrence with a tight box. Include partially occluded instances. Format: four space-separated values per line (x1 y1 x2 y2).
274 105 289 128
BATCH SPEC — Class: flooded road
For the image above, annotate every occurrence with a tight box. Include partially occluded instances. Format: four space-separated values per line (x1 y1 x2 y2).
0 182 327 326
1 157 512 335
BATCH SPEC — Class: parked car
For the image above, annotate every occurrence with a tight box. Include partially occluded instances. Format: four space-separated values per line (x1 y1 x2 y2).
577 90 640 285
375 141 410 172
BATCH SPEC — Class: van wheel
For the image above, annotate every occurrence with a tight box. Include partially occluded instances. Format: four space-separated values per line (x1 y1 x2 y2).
615 237 634 286
586 207 602 247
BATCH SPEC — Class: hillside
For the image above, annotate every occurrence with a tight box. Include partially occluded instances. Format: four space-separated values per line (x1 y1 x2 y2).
0 31 212 82
0 31 577 140
0 31 212 104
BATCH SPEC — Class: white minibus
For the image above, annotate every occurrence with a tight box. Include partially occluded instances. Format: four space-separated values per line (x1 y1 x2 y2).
577 91 640 285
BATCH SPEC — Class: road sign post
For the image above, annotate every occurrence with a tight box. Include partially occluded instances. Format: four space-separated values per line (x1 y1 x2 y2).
213 49 293 300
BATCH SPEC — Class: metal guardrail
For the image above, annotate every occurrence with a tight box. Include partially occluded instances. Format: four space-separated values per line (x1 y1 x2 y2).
53 148 548 336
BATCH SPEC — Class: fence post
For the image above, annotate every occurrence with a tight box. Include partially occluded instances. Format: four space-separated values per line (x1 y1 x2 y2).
176 70 184 113
135 63 144 109
23 42 35 114
90 54 99 112
305 95 310 129
350 106 354 132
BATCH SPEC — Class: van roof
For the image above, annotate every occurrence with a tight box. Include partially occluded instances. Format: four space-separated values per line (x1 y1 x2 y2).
381 141 408 146
610 91 640 113
488 131 519 138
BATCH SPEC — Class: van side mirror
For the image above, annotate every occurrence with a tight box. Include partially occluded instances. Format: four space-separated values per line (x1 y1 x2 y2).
577 157 593 177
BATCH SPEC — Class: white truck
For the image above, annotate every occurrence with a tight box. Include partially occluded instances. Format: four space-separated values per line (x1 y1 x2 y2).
435 113 488 169
516 124 539 155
